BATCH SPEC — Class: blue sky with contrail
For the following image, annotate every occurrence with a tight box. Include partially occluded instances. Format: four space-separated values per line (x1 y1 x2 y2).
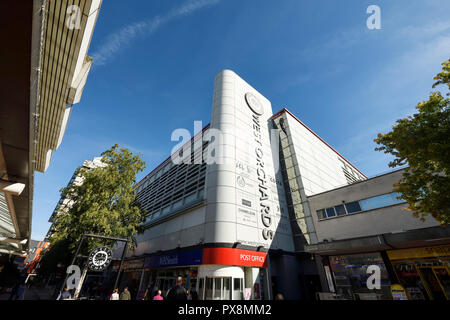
32 0 450 240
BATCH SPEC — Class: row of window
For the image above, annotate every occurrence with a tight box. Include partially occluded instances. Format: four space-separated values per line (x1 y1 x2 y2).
317 192 405 220
198 277 243 300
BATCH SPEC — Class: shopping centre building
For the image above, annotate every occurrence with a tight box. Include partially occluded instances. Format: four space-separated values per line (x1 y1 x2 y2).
118 70 369 300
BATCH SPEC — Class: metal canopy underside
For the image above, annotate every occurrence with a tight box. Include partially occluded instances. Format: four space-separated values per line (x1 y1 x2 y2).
0 0 101 256
35 0 100 172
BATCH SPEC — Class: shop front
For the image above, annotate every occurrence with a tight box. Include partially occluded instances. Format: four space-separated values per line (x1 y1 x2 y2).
140 249 203 299
119 258 145 299
387 244 450 300
328 252 392 300
133 247 270 300
200 247 269 300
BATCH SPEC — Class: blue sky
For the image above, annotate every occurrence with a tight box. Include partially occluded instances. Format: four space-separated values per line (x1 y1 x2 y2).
31 0 450 239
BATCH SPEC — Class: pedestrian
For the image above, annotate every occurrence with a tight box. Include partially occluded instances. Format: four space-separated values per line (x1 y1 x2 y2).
142 285 152 300
186 289 192 300
190 289 199 300
153 290 163 300
57 287 72 300
120 287 131 300
15 283 25 300
110 288 119 300
166 276 187 301
9 282 19 300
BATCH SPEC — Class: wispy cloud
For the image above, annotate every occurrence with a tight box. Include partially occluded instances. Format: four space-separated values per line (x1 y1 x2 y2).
92 0 221 66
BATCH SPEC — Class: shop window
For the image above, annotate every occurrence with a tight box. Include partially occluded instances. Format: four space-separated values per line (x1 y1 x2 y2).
393 262 427 300
198 278 204 300
205 278 213 300
329 253 391 299
214 278 222 300
204 277 232 300
223 278 231 300
233 278 243 300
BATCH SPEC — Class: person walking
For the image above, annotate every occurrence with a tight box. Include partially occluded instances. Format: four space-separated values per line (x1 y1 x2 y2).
119 287 131 300
110 288 119 300
15 283 25 300
153 290 163 300
57 287 72 300
166 276 187 301
190 289 199 300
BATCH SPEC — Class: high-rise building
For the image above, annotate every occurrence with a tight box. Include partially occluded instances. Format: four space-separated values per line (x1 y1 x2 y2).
120 70 365 300
45 157 106 241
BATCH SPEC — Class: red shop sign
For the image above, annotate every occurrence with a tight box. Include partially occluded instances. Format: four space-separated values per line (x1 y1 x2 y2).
202 248 267 267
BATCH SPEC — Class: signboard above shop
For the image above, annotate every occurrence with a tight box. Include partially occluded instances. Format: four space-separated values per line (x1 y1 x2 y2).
387 244 450 260
144 249 203 269
203 248 267 268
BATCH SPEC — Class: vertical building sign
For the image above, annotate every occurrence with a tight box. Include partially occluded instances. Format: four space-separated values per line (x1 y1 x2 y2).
207 70 293 251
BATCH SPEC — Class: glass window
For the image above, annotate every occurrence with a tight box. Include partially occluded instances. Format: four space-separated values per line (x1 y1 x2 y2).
223 278 231 300
233 278 243 300
345 201 362 213
213 278 222 300
205 278 213 300
366 193 394 210
325 207 336 218
329 253 391 300
317 209 326 220
335 205 346 216
359 199 370 211
198 278 204 300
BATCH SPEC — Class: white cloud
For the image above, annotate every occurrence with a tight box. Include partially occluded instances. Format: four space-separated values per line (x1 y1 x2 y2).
92 0 221 66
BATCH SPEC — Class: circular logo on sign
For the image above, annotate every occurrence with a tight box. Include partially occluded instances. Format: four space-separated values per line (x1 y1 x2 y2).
88 246 112 271
237 175 246 188
245 92 264 116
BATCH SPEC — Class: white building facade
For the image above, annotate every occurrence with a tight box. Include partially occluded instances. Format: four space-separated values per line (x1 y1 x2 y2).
124 70 366 300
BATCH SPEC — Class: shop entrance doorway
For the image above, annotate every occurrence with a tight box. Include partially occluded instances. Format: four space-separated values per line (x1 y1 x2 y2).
418 267 449 300
155 276 176 297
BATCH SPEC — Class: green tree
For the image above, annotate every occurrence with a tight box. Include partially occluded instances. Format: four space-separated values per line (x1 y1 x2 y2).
36 239 72 281
46 144 146 296
374 59 450 225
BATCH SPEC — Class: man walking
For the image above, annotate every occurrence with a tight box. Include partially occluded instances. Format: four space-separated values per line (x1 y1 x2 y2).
166 276 187 301
120 287 131 300
57 287 72 300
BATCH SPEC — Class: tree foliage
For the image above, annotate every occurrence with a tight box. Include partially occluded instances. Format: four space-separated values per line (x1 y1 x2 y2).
48 144 146 253
37 239 72 279
374 59 450 225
